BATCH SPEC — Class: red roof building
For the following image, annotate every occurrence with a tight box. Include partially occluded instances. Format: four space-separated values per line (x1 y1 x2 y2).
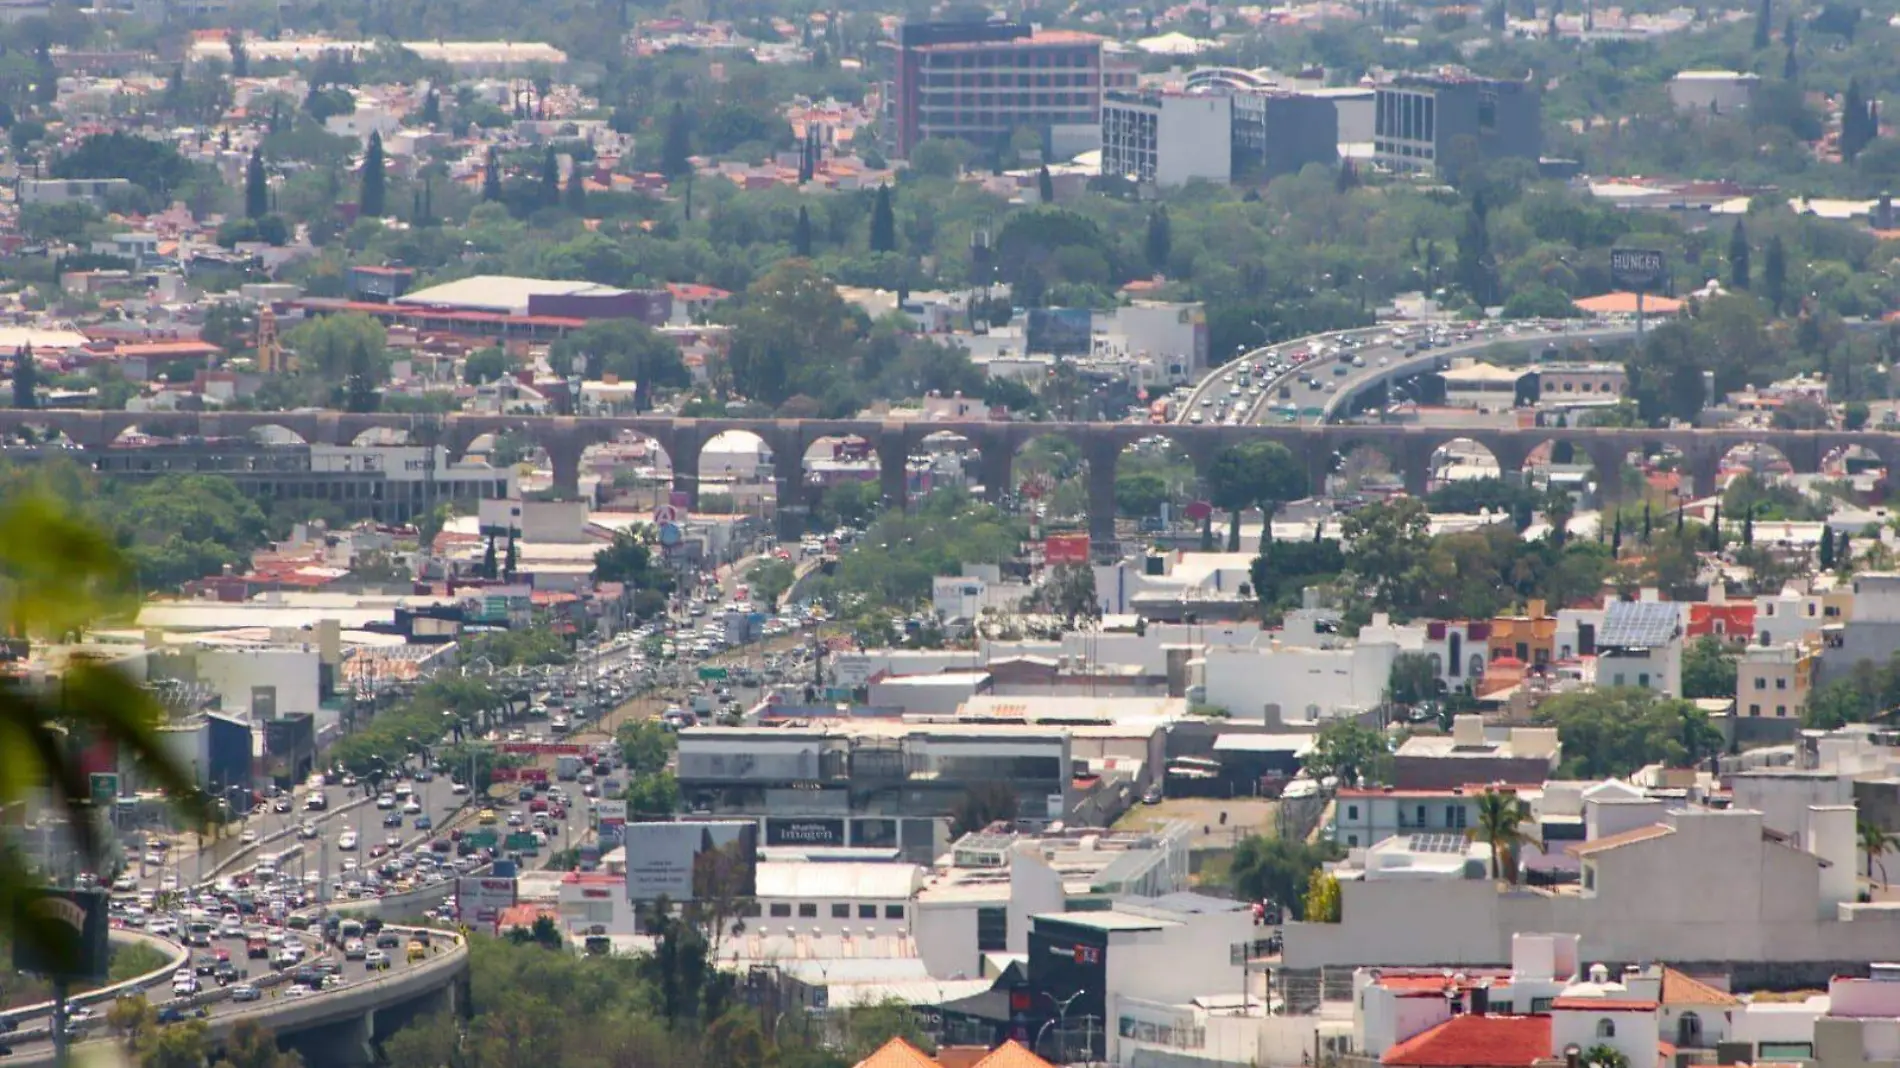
1381 1015 1553 1068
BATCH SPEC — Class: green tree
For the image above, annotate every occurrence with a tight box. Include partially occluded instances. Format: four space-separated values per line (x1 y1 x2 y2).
463 346 510 385
284 312 388 384
793 205 813 257
1302 869 1342 922
245 146 269 219
1473 789 1528 882
564 163 587 214
1206 441 1307 551
661 102 693 178
1230 836 1338 917
869 183 896 253
541 144 561 207
1863 818 1891 885
360 130 386 217
482 147 502 201
1535 688 1723 777
1681 635 1739 699
0 494 205 971
11 345 36 410
1764 235 1788 314
1728 218 1750 290
1387 652 1440 707
1145 207 1171 273
743 558 796 607
549 320 688 409
1584 1045 1630 1068
1037 163 1055 203
1342 497 1433 614
1306 720 1392 787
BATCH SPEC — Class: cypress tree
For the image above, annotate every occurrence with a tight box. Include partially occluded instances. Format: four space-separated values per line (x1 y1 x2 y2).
1037 163 1055 203
794 205 813 257
1820 525 1836 569
565 161 587 213
1838 531 1852 569
1728 219 1750 289
661 103 693 178
245 147 268 220
1764 236 1788 314
12 344 37 410
482 148 502 201
541 145 561 207
1146 207 1172 273
359 130 386 217
869 183 896 252
1742 504 1755 547
1754 0 1771 48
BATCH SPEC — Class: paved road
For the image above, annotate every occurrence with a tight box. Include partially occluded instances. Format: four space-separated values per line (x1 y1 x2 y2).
0 923 450 1060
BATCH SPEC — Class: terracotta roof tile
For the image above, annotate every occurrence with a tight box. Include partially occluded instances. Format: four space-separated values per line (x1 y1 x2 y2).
1660 967 1741 1007
1550 997 1658 1011
970 1041 1056 1068
854 1039 940 1068
1383 1015 1551 1068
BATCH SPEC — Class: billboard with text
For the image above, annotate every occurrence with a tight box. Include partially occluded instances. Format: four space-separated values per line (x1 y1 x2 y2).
623 820 758 903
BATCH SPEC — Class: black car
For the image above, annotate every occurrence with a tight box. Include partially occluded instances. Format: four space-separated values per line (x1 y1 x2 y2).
383 812 404 828
156 1005 207 1024
375 932 401 949
194 955 219 976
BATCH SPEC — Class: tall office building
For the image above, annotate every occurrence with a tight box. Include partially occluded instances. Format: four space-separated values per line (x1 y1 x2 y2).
882 20 1106 158
1372 72 1542 175
1101 86 1338 187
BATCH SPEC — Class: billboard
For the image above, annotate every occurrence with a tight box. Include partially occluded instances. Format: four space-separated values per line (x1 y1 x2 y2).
457 876 518 924
1610 248 1666 290
831 654 873 688
1026 308 1093 357
13 889 109 982
1044 532 1091 566
595 799 628 847
765 817 845 846
624 820 758 903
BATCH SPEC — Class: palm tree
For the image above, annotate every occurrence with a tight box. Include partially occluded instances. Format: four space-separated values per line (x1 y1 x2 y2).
1862 818 1891 886
1471 789 1529 884
0 493 204 971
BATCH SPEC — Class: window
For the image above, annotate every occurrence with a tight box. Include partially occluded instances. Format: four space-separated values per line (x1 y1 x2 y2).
1347 834 1359 847
1777 706 1787 717
832 904 851 919
884 904 906 920
1347 805 1359 821
1614 674 1626 686
770 903 792 918
1596 1020 1616 1039
1531 997 1554 1013
1749 704 1761 716
977 907 1008 952
1449 805 1467 829
1776 677 1788 690
859 904 877 920
1678 1013 1702 1046
798 903 818 918
1754 677 1767 690
1638 673 1650 688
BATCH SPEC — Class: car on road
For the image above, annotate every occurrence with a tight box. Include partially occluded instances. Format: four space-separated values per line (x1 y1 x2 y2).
375 794 396 810
157 1004 207 1024
231 984 261 1002
337 832 358 851
365 949 390 971
343 939 367 961
414 815 433 831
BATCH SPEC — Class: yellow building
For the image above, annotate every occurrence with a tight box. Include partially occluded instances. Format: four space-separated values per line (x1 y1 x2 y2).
1489 599 1559 668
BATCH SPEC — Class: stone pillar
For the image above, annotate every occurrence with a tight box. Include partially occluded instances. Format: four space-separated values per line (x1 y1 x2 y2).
775 472 805 541
980 445 1016 504
1400 442 1433 498
1086 438 1121 552
1586 441 1627 506
877 431 910 512
1684 444 1723 501
668 423 705 509
547 431 585 501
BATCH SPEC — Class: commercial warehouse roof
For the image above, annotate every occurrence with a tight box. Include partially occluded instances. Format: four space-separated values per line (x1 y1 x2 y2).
754 861 924 901
395 275 634 315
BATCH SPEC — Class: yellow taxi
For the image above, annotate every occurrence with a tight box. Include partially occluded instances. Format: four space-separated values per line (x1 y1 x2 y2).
478 809 497 825
407 939 427 962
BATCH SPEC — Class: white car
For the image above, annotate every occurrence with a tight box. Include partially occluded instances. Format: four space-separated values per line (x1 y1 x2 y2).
240 829 257 845
401 799 422 815
375 794 396 810
337 832 358 851
172 976 198 996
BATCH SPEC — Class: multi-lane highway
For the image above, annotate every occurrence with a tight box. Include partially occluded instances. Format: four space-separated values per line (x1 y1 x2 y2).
1173 318 1642 430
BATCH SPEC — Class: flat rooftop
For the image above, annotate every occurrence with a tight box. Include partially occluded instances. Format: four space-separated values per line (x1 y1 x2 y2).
396 275 633 315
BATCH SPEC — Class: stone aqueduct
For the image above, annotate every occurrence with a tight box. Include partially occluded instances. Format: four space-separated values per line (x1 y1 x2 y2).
0 409 1890 543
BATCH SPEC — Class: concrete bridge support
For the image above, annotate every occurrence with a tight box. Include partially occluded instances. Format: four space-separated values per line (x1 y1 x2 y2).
1085 437 1122 552
877 430 910 512
286 1008 375 1068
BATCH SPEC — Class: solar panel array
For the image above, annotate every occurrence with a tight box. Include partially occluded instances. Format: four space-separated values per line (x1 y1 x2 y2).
1407 833 1467 854
1598 600 1679 649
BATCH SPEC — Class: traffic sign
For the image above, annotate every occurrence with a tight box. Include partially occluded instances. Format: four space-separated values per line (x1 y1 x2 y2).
698 666 728 681
504 832 538 852
658 522 682 547
652 504 681 525
89 773 117 806
464 830 498 849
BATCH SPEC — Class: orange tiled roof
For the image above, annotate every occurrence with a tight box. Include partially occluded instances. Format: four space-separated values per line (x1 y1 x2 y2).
970 1041 1054 1068
854 1038 940 1068
1660 968 1741 1007
1382 1015 1551 1068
